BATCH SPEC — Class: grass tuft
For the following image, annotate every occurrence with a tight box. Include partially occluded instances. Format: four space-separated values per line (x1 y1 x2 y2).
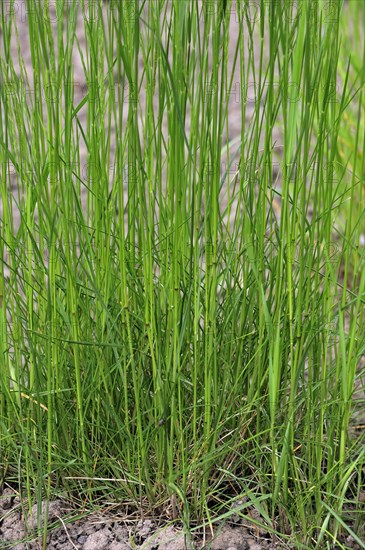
0 1 364 547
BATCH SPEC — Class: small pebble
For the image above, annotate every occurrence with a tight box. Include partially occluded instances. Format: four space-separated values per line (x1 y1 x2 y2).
84 529 111 550
109 542 131 550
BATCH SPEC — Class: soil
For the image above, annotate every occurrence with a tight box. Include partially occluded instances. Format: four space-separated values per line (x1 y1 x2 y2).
1 487 364 550
0 488 280 550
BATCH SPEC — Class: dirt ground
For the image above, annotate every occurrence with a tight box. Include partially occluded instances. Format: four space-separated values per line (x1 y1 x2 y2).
1 488 364 550
0 489 276 549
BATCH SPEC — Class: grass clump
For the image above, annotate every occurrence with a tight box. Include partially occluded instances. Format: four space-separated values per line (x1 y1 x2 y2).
0 0 364 547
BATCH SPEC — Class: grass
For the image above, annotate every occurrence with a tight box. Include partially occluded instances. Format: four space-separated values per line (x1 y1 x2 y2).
0 0 364 548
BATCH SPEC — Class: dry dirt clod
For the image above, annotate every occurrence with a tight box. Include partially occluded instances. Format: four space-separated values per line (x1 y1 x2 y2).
209 526 250 550
1 488 16 510
143 525 186 550
83 528 111 550
29 499 64 529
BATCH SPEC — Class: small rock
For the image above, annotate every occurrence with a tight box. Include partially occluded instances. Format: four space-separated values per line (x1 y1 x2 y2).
108 542 131 550
210 526 249 550
143 525 186 550
75 524 87 536
83 529 111 550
